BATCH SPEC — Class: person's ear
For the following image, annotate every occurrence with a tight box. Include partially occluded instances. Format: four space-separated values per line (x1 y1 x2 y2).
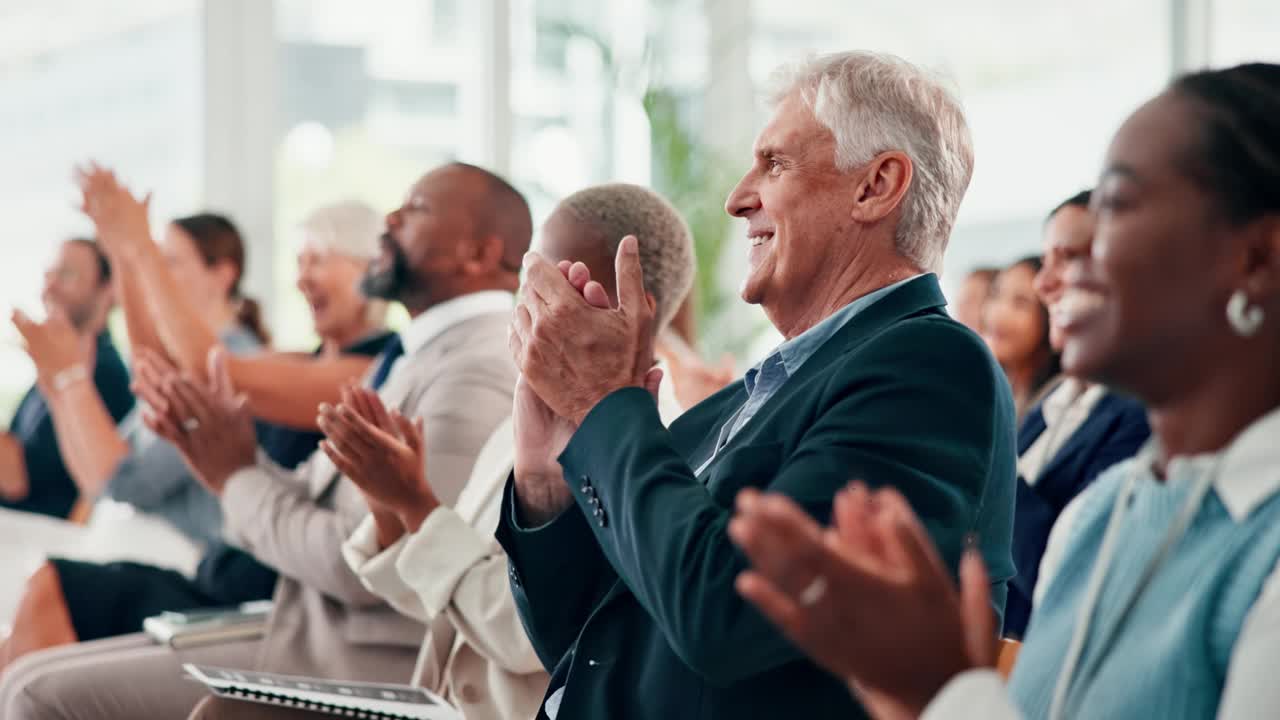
461 234 505 276
848 151 913 226
1238 215 1280 312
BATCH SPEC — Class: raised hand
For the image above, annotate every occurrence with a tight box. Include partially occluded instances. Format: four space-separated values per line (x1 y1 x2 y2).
12 308 93 393
508 252 662 524
73 162 153 260
728 483 994 719
140 348 258 495
318 385 438 545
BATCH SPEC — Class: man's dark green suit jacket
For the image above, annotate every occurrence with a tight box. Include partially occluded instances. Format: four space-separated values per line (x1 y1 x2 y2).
497 274 1017 719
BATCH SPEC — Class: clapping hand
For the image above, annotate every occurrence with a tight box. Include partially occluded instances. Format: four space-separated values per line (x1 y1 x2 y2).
73 162 153 260
509 256 663 524
509 236 657 426
11 307 92 393
136 347 258 495
318 385 436 547
729 483 996 719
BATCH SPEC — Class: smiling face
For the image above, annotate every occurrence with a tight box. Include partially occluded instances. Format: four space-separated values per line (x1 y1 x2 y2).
724 92 862 331
1056 91 1249 400
42 241 109 331
362 165 487 310
982 262 1049 371
1035 205 1093 352
954 270 994 332
296 244 371 345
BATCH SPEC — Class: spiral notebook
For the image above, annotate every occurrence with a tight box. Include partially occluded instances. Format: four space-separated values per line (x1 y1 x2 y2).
183 664 462 720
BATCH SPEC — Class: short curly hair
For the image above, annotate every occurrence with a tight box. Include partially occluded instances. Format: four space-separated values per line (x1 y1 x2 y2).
557 183 695 332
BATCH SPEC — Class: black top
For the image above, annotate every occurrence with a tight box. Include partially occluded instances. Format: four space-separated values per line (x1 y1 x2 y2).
3 332 134 518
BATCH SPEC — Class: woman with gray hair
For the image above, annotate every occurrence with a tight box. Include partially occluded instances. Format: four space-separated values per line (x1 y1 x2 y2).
295 200 393 358
256 199 399 468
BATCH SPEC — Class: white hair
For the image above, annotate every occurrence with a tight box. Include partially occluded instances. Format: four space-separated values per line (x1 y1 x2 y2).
298 200 383 260
768 51 975 273
557 183 695 332
299 200 388 326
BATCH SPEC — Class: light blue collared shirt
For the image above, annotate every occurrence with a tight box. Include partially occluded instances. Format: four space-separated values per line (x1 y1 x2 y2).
695 274 922 475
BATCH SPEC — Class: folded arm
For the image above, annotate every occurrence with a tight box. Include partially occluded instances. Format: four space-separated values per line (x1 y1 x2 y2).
224 355 513 606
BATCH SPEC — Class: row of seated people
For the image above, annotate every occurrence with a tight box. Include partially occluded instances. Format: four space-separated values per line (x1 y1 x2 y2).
0 158 694 719
954 196 1153 639
0 203 395 645
0 51 1275 720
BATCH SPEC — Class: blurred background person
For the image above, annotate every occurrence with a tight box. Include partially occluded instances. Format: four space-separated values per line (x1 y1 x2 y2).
256 200 396 468
953 266 998 333
0 161 530 720
0 193 397 674
0 209 273 674
983 256 1060 418
1 238 134 519
1003 190 1150 638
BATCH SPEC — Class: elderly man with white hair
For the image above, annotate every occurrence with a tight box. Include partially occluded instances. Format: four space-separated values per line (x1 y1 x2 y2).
501 51 1016 719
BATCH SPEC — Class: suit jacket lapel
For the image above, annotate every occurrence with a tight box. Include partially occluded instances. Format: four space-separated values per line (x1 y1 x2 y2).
695 274 951 465
780 274 950 389
591 276 953 615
